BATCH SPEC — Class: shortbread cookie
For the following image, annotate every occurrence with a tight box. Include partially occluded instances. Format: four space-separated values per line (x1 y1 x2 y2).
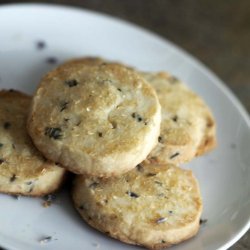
72 163 202 249
0 90 66 196
142 72 216 164
27 58 161 176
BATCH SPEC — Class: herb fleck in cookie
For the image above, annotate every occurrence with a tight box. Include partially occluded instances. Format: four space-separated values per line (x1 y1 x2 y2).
142 72 216 164
27 58 161 176
0 90 66 196
72 163 202 249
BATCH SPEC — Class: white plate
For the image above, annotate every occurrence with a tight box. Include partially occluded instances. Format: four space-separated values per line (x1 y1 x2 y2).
0 4 249 250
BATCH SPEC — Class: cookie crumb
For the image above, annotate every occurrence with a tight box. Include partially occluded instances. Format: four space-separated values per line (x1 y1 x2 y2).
42 194 56 207
42 201 51 208
199 218 208 225
36 40 46 50
92 242 100 248
12 195 20 200
46 57 58 64
39 236 57 244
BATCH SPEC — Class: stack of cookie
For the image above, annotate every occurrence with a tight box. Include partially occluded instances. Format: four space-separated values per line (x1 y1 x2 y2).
0 57 216 249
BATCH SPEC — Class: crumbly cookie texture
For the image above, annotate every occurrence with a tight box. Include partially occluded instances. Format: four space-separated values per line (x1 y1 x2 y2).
27 58 161 177
72 163 202 249
0 90 66 196
141 72 216 164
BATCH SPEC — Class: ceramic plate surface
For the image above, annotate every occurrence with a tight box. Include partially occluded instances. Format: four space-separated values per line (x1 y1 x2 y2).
0 4 249 250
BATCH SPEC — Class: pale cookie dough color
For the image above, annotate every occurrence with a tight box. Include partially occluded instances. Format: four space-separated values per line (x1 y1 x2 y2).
142 72 216 165
72 163 202 249
28 58 161 176
0 90 66 196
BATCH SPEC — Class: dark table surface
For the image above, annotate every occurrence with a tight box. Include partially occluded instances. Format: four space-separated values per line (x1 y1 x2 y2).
0 1 249 250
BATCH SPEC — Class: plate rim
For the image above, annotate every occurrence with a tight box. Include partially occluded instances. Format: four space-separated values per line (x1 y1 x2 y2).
0 3 249 250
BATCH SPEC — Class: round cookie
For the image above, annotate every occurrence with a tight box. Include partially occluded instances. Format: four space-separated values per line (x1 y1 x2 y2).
0 90 66 196
27 58 161 176
72 163 202 249
142 72 216 164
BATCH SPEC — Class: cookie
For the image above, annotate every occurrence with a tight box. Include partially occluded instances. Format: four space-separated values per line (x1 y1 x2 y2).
72 163 202 249
142 72 216 164
0 90 66 196
27 58 161 176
